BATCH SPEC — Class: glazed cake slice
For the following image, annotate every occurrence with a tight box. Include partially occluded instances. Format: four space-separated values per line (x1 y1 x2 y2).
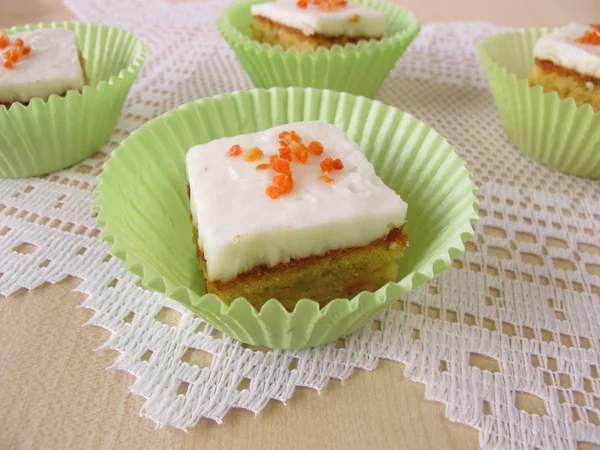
0 28 85 107
529 23 600 112
186 121 408 311
250 0 386 50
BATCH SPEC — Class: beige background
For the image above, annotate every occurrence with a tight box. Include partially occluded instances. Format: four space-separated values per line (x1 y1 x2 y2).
1 1 598 449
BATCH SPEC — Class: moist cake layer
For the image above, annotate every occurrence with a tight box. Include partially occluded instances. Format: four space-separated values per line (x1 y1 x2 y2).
252 15 380 50
533 24 600 79
0 29 85 104
530 59 600 111
534 58 600 84
250 0 386 38
194 225 408 310
186 121 408 283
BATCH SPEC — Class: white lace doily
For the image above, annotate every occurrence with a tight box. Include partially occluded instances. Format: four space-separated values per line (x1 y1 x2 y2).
2 1 599 447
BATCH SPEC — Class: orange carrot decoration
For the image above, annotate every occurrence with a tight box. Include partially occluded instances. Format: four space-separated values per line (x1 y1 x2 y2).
0 33 9 50
332 158 344 170
575 30 600 45
243 147 264 161
278 142 293 161
320 157 335 172
227 144 242 156
289 130 302 143
249 127 342 197
279 130 302 144
1 33 32 68
310 0 347 12
244 147 265 161
290 142 308 163
273 173 294 192
307 141 324 155
266 173 294 199
4 48 19 63
320 157 344 178
271 156 291 174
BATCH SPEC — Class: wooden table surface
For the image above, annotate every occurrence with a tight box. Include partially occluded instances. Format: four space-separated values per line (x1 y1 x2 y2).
1 1 598 449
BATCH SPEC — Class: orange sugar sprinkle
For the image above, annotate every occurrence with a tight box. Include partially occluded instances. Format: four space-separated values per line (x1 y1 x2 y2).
280 130 303 144
320 157 344 172
256 163 270 170
243 147 264 161
314 0 347 12
273 173 294 193
271 156 291 174
2 60 12 69
13 38 24 47
266 173 294 199
290 142 308 163
266 185 282 199
227 144 242 156
320 157 335 172
289 130 302 143
273 174 286 188
269 154 277 165
20 46 31 56
278 144 292 161
307 141 324 155
320 174 335 183
575 30 600 45
0 35 8 50
591 24 600 32
4 48 19 63
297 0 308 7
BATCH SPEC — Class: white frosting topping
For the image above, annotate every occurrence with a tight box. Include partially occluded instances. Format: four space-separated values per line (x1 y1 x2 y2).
0 29 85 104
187 121 408 282
251 0 386 38
534 23 600 78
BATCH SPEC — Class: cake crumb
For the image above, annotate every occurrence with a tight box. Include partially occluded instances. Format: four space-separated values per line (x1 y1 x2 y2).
349 14 360 23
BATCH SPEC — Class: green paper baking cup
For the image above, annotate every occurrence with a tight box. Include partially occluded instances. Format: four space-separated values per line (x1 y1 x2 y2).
478 28 600 179
0 22 145 178
94 87 478 349
217 0 419 98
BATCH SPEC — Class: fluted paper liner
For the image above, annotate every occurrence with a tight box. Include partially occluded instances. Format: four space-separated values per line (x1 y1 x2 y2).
217 0 419 98
0 22 145 178
94 87 479 349
478 28 600 179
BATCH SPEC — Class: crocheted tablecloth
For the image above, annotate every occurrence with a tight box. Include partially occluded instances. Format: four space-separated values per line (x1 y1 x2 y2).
1 1 599 447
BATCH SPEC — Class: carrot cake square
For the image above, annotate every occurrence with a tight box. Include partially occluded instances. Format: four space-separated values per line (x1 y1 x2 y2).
0 28 85 107
250 0 386 50
186 121 408 311
529 23 600 112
